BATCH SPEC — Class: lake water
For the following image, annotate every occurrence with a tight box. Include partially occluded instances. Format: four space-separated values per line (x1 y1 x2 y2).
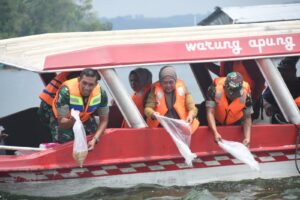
0 177 299 199
0 68 299 199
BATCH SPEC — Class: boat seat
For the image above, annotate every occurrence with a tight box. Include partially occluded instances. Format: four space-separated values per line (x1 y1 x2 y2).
196 101 208 126
107 105 124 128
0 107 52 155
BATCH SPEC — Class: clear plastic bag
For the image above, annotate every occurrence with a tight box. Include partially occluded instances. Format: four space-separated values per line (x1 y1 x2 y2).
71 109 88 167
218 139 260 171
155 114 196 166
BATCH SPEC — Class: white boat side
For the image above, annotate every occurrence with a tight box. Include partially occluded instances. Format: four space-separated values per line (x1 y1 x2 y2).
0 151 298 197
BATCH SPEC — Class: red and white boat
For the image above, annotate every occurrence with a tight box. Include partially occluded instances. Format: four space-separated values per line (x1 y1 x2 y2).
0 20 299 197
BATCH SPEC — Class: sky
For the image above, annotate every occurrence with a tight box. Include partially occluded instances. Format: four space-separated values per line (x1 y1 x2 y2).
92 0 300 18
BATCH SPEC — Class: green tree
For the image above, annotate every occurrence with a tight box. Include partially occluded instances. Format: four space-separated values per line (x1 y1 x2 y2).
0 0 25 38
0 0 112 39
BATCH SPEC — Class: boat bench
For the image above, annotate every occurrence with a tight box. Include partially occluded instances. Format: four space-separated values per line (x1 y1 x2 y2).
0 107 52 155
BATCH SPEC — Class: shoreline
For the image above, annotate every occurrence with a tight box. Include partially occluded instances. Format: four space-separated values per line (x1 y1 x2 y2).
0 66 22 71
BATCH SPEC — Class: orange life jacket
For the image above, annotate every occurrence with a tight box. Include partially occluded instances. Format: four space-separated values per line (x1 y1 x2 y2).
214 77 250 125
52 78 101 122
39 72 70 106
295 96 300 107
146 80 199 134
220 61 264 103
122 85 152 128
220 62 254 94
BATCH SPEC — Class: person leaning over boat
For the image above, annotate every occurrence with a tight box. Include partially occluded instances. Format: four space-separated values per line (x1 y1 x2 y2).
144 65 199 133
205 60 264 120
37 71 80 125
51 69 109 150
122 68 152 128
206 72 253 147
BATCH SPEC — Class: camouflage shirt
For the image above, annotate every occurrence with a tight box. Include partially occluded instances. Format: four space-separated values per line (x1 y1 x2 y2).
56 86 109 117
205 84 253 120
50 85 109 143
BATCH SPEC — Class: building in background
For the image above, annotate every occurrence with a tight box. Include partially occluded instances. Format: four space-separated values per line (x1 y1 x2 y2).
199 3 300 25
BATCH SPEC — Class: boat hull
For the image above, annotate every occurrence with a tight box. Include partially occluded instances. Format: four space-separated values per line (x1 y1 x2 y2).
0 149 298 197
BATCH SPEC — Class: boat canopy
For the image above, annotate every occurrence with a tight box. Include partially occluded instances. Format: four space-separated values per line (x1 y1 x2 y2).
0 20 300 72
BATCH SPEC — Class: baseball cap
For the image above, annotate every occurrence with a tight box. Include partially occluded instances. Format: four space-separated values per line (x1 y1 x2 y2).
224 72 243 99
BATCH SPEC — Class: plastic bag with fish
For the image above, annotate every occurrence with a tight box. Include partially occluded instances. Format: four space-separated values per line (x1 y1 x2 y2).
71 109 88 167
218 139 260 171
155 114 196 166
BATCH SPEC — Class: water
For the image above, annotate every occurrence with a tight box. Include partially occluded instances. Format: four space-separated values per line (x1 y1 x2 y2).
0 68 299 199
0 177 299 199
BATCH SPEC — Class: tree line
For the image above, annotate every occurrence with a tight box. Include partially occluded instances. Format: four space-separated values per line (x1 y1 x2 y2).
0 0 112 39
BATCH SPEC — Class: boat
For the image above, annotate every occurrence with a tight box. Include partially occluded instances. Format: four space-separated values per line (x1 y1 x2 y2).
0 20 300 197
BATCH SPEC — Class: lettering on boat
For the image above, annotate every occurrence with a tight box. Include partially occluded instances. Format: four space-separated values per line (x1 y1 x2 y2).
248 36 296 53
185 40 242 55
184 35 296 55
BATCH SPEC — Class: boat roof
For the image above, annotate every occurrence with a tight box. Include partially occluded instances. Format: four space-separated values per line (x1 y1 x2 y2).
199 3 300 25
0 20 300 72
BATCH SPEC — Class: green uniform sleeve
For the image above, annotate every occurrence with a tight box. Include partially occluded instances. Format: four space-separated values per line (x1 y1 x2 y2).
206 84 216 108
243 93 254 117
99 88 108 107
97 88 109 116
55 86 70 117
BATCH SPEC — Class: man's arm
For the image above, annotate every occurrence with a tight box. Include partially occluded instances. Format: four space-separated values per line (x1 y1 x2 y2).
88 110 109 150
206 106 222 142
88 89 109 150
242 93 253 147
56 87 75 129
206 84 222 142
58 116 75 129
243 115 252 147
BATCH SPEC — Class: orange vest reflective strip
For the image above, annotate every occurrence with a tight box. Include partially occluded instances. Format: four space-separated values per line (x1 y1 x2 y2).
39 72 69 105
52 78 101 122
146 80 199 134
214 77 250 125
295 96 300 107
122 85 152 128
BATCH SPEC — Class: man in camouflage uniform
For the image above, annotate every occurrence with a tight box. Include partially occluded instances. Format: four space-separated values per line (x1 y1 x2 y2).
206 72 253 147
51 69 109 150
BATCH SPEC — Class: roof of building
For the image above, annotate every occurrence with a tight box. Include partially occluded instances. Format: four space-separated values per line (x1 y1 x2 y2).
199 3 300 25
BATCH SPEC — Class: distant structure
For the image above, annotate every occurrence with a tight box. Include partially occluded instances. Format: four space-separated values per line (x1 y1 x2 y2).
199 3 300 25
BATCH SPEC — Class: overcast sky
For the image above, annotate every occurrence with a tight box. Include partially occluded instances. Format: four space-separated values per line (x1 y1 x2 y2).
92 0 300 18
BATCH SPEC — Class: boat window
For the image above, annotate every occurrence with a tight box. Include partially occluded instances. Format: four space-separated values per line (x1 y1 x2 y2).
0 68 44 117
260 57 300 124
102 64 204 128
115 64 204 104
271 57 300 77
